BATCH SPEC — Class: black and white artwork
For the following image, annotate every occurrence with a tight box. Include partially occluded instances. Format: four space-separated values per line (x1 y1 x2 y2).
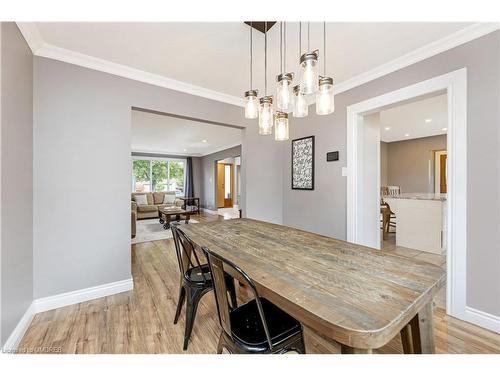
291 136 315 190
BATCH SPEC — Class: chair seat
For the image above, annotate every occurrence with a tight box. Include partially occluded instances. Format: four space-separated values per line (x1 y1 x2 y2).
230 298 301 349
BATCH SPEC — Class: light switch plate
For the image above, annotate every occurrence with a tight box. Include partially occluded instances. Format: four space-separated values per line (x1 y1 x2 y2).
342 167 348 177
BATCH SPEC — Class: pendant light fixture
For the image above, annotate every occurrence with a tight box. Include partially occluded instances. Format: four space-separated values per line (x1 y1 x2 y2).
276 22 294 112
258 21 273 135
299 22 319 96
244 22 258 119
292 84 308 117
274 111 289 141
316 22 335 115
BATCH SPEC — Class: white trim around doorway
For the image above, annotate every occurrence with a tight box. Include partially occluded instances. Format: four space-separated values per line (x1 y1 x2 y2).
346 69 468 325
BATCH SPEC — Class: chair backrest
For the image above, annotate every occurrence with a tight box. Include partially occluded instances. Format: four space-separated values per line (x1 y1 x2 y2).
387 185 401 196
171 224 207 283
203 247 274 350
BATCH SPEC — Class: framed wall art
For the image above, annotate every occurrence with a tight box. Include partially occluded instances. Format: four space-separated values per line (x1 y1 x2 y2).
291 135 315 190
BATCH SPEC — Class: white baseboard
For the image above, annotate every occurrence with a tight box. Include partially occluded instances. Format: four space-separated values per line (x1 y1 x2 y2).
1 278 134 352
201 208 218 215
464 306 500 333
2 303 36 352
34 278 134 313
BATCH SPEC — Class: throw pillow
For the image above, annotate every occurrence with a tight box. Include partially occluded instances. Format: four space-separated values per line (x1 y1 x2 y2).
135 194 148 206
163 193 176 204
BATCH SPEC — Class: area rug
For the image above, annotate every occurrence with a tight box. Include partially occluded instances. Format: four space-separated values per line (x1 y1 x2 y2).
131 218 199 244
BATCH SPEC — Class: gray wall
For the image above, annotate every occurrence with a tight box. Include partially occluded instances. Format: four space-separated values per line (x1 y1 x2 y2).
34 57 252 299
385 135 447 194
279 31 500 315
0 23 33 346
199 145 241 210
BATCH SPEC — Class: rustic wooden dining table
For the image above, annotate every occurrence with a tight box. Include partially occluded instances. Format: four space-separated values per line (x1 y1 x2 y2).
180 218 446 354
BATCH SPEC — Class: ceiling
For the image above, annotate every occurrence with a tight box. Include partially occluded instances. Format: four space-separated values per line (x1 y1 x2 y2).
22 22 484 104
131 110 241 157
379 93 447 142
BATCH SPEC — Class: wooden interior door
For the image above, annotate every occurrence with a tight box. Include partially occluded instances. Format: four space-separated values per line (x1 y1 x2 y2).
224 164 233 208
217 163 225 208
440 154 447 193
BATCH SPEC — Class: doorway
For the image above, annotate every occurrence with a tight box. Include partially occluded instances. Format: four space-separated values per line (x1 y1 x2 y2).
217 162 234 208
346 69 468 325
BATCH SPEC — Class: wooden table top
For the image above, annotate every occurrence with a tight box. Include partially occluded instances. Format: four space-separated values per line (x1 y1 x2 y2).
180 218 446 349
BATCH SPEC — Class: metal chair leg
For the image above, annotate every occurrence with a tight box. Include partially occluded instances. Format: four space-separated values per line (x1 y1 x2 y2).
173 286 186 324
183 288 203 351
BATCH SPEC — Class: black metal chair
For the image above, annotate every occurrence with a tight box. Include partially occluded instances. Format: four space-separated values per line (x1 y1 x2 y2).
203 246 306 354
171 224 237 350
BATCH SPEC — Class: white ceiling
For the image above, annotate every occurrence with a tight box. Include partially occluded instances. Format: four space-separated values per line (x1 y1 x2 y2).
28 22 476 100
379 93 447 143
131 110 241 157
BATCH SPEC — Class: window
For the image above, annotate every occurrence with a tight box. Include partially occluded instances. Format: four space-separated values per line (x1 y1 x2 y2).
132 158 186 196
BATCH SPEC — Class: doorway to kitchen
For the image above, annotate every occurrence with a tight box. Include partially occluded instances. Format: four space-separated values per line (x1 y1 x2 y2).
346 69 467 325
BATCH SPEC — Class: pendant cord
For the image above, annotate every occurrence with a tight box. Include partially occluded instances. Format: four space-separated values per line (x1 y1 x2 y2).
299 22 301 59
284 22 287 72
308 22 310 51
264 21 267 96
323 21 326 76
280 22 283 74
250 22 253 89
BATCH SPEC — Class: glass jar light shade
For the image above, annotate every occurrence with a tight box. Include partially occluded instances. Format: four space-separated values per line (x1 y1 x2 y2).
276 73 294 112
244 90 259 119
292 85 308 118
299 50 319 95
258 96 274 135
316 77 335 115
274 112 289 141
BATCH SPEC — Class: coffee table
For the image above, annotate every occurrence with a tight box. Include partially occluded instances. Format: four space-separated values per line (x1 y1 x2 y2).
159 207 191 230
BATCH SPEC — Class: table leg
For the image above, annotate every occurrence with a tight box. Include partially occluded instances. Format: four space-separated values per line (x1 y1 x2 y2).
340 345 372 354
185 213 190 224
403 302 435 354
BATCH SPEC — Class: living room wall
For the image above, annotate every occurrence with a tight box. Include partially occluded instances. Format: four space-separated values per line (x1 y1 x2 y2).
0 23 33 346
33 57 257 301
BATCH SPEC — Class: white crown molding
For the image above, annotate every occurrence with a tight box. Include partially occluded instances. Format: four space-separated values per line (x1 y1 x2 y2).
334 22 500 95
16 22 499 106
33 278 134 313
464 306 500 334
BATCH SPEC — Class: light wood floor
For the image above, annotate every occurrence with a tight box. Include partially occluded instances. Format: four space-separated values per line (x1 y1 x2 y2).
19 213 500 354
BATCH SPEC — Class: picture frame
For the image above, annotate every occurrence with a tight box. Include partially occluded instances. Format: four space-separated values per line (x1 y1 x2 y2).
291 135 315 190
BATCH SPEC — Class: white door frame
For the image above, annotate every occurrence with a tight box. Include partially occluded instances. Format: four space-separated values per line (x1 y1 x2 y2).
346 68 467 321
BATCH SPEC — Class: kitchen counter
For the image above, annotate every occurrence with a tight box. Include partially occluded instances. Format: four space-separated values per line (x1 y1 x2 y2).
384 193 447 201
385 194 446 254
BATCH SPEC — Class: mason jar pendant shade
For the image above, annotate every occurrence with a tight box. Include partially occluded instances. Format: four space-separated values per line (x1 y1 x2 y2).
299 50 319 95
258 96 274 135
276 73 294 112
274 111 289 141
316 77 335 115
292 85 308 117
244 90 259 119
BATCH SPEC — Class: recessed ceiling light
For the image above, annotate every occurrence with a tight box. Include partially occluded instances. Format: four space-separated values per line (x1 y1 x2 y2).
442 127 447 131
183 148 187 152
202 139 207 143
384 127 390 131
425 118 432 123
405 133 410 137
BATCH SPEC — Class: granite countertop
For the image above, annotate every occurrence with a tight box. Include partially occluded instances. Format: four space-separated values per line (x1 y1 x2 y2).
384 193 447 201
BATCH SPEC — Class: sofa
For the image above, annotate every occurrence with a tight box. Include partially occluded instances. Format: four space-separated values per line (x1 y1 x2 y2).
131 192 183 220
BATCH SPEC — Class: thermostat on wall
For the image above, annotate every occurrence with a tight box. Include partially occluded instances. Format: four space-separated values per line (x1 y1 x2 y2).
327 151 339 162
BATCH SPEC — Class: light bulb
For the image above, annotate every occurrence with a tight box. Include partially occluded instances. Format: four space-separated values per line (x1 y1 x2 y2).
274 112 289 141
316 77 335 115
292 85 308 118
299 50 319 95
258 96 273 135
276 73 294 112
244 90 259 119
